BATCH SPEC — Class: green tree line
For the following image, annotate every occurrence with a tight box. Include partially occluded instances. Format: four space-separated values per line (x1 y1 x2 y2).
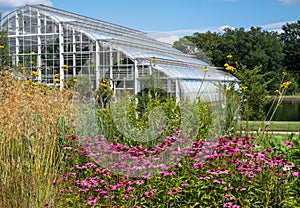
173 21 300 95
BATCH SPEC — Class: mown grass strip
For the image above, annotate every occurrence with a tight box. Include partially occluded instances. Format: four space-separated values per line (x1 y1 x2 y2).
239 121 300 132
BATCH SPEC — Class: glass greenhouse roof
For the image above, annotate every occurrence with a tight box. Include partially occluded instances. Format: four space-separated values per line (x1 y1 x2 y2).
2 4 237 101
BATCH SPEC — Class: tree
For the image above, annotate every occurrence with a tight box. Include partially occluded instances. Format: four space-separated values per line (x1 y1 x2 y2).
173 36 213 65
177 27 284 91
280 20 300 85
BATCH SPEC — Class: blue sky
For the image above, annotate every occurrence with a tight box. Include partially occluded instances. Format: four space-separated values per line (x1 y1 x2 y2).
1 0 300 43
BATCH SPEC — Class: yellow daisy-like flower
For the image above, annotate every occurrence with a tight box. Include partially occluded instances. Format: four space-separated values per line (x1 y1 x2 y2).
241 85 248 91
53 78 60 83
282 71 287 76
32 71 38 76
226 65 236 72
63 64 69 71
100 82 107 87
281 81 291 89
227 54 233 59
150 57 157 62
224 63 229 67
274 89 280 93
203 66 209 72
0 45 5 49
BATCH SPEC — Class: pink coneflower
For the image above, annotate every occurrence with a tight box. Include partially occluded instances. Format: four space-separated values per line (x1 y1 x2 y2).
199 175 211 180
87 196 97 206
206 169 218 175
285 140 294 148
143 189 157 200
193 162 205 168
235 187 247 191
224 186 234 191
247 173 257 178
181 183 187 188
159 170 176 176
135 180 144 185
223 202 233 207
126 186 135 192
214 179 226 184
167 189 182 194
223 194 234 200
292 171 299 177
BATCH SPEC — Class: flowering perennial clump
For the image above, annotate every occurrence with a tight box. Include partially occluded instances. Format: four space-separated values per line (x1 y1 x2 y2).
56 132 300 207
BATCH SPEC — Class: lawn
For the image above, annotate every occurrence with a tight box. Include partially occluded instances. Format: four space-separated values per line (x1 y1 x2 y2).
239 121 300 132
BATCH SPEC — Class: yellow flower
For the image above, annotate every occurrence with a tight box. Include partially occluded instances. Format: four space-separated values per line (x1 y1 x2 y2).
0 45 4 49
281 81 292 89
54 78 60 83
224 63 229 67
226 65 236 72
150 57 157 62
203 66 209 72
32 71 38 76
73 78 78 83
282 71 287 76
274 89 280 93
63 64 69 71
241 85 248 91
227 54 233 59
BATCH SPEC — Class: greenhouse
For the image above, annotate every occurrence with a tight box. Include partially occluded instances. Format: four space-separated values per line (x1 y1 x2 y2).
1 4 236 101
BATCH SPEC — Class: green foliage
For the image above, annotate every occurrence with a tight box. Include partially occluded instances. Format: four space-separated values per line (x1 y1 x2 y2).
174 27 286 92
94 92 213 147
281 20 300 87
234 64 271 120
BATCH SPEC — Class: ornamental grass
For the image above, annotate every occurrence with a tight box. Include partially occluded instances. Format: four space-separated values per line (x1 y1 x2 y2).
0 71 74 208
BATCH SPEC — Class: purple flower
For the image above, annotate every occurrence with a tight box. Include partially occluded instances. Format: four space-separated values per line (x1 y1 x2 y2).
199 175 210 180
223 202 233 207
235 187 247 191
224 186 234 191
143 189 157 200
292 171 299 177
87 197 97 206
160 170 176 177
223 194 234 200
247 173 257 178
214 179 226 184
135 180 144 185
193 161 205 168
167 189 182 194
285 140 294 148
126 186 135 192
181 183 187 188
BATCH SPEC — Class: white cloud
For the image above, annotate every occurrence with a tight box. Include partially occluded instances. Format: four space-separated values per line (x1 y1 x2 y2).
0 0 53 9
156 36 180 45
279 0 300 5
148 20 299 45
218 25 235 32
